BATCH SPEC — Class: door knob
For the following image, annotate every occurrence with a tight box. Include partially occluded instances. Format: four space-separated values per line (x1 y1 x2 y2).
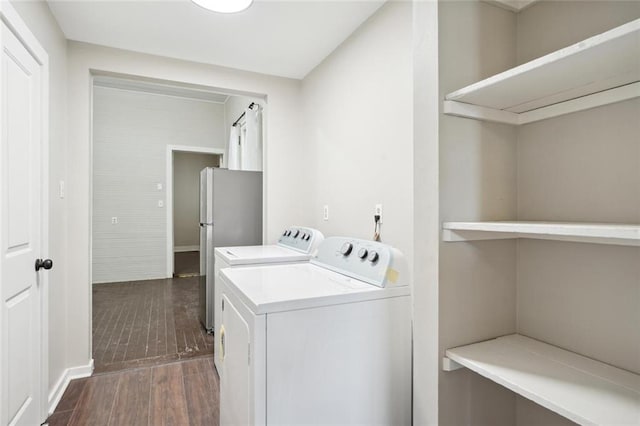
35 258 53 271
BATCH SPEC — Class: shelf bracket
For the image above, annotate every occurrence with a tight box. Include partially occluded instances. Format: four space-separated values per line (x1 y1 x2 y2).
443 100 519 125
443 229 517 242
442 357 464 372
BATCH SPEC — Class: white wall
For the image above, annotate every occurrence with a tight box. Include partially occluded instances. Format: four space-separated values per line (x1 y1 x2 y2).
437 2 518 424
300 1 413 268
10 0 69 404
173 152 220 249
412 1 440 424
92 87 225 283
67 41 304 368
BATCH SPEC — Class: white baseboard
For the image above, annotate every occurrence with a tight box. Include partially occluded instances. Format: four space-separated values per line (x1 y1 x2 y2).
174 245 199 253
48 359 94 415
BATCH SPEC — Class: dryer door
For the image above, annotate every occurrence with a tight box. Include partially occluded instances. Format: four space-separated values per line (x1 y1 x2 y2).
220 294 251 426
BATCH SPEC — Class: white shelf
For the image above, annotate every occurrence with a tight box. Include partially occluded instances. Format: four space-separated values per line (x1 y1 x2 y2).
444 19 640 125
442 221 640 246
443 334 640 426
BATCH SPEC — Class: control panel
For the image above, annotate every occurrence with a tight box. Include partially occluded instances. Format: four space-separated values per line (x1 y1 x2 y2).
311 237 408 288
276 226 324 254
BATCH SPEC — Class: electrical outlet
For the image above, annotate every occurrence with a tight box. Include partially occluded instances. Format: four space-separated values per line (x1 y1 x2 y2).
375 204 383 223
157 183 163 191
111 217 118 224
323 205 329 221
158 200 164 208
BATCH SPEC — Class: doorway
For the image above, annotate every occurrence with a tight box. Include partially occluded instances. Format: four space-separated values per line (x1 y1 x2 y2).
172 151 220 277
89 75 265 374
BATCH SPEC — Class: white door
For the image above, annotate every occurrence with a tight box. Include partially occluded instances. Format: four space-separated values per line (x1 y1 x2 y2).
0 21 45 426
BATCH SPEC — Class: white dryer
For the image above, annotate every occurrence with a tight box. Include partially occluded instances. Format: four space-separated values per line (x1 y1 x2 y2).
213 226 324 374
218 237 411 426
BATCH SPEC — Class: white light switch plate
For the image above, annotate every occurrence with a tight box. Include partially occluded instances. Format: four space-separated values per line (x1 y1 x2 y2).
323 205 329 221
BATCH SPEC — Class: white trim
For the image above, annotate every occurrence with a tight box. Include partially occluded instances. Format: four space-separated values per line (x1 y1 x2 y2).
47 359 94 415
174 245 199 253
166 145 225 278
0 2 50 423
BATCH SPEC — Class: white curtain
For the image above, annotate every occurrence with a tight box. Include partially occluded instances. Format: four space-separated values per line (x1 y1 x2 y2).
241 107 263 171
227 125 240 170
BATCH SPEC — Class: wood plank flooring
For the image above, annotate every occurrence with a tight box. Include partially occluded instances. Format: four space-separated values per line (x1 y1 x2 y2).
92 276 213 374
46 356 219 426
174 251 200 277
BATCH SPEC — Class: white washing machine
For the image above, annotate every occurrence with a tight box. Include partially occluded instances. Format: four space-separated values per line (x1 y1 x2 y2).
213 226 324 374
218 237 412 426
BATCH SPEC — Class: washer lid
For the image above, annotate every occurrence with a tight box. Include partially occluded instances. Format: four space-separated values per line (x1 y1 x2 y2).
220 263 410 314
215 245 311 266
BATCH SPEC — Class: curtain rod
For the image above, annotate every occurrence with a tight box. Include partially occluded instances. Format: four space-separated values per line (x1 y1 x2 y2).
232 102 258 127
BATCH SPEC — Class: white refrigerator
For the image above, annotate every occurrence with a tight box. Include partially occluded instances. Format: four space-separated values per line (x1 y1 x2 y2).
199 167 263 332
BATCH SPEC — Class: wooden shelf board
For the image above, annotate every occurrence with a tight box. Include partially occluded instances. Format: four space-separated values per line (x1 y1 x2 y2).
444 334 640 426
443 19 640 124
442 221 640 246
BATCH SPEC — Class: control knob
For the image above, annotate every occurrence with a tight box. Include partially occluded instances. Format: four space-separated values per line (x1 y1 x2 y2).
357 248 368 259
293 230 300 238
340 242 353 256
368 251 379 263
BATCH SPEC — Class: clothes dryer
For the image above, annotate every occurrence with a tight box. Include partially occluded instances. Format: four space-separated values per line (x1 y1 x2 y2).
218 237 411 425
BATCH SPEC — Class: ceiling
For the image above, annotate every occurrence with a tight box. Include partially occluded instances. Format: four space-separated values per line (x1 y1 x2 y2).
46 0 386 79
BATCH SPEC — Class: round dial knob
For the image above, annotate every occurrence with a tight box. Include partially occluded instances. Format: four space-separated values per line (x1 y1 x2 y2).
293 230 300 238
305 234 311 241
367 251 379 263
357 248 368 259
301 233 307 240
340 242 353 256
282 230 288 236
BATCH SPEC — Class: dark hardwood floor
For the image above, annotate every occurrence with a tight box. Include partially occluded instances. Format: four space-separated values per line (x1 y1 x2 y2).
46 356 219 426
92 276 213 374
174 251 200 277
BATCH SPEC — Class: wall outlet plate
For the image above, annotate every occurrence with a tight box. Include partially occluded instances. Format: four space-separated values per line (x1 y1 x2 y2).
375 204 383 223
323 205 329 221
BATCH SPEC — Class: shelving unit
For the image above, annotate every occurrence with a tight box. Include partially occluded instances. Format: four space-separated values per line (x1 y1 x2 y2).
438 6 640 424
443 335 640 426
442 221 640 246
443 19 640 125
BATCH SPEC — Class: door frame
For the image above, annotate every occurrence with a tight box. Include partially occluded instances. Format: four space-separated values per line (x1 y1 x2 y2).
0 2 50 422
166 144 225 277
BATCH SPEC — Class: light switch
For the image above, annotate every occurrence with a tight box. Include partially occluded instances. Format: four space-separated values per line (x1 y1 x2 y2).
59 180 65 199
157 183 163 191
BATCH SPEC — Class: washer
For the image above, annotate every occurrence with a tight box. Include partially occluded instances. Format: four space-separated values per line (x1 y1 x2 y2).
218 237 411 426
213 226 324 374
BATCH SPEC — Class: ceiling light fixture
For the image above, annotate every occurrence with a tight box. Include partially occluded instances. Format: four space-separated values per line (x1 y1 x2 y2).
192 0 253 13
